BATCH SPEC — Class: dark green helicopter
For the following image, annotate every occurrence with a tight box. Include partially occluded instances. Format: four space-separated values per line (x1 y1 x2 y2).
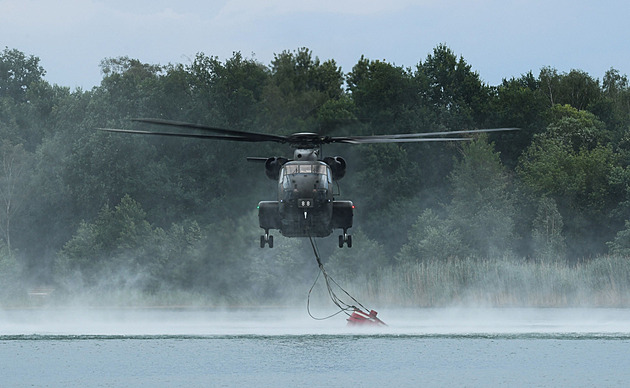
100 119 517 248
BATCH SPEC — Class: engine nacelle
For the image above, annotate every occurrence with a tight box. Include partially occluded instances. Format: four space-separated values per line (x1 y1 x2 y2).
323 156 347 180
265 157 289 180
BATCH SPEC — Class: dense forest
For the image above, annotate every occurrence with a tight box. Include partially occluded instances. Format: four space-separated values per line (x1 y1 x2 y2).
1 44 630 307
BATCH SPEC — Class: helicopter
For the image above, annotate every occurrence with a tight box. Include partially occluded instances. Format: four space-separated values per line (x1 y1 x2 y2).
100 119 518 248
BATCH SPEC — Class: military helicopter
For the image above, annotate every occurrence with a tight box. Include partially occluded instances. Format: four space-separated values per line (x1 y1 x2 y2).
100 119 517 248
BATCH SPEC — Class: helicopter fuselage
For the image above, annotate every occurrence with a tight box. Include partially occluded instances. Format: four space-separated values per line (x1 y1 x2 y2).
258 159 353 247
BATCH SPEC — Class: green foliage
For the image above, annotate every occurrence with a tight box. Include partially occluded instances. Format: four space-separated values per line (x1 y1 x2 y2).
518 107 620 256
264 48 344 132
270 48 342 99
448 137 515 257
607 220 630 256
350 143 422 207
416 44 492 128
327 229 387 277
398 209 464 262
0 47 45 102
57 195 154 277
532 196 566 261
187 52 269 127
591 68 630 141
539 67 601 110
98 57 165 119
0 141 30 251
397 137 515 261
545 104 609 149
0 245 22 301
490 72 548 168
519 107 616 214
347 57 416 128
493 72 547 127
2 45 630 305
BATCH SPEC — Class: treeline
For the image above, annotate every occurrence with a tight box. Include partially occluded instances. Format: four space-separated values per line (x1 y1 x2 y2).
1 44 630 305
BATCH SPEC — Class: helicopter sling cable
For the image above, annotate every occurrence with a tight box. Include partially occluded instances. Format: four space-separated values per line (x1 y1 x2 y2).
306 234 386 326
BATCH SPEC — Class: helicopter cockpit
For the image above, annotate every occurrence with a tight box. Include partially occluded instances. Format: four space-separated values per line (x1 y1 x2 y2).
279 161 333 207
280 162 332 190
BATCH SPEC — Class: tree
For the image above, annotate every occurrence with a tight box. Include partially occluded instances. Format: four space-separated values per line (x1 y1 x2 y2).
517 109 619 257
186 52 269 128
98 56 165 119
592 68 630 135
0 141 29 251
607 220 630 256
57 195 155 283
270 47 343 100
532 196 566 261
415 44 492 128
398 209 465 262
490 72 548 168
493 72 547 128
538 67 601 110
0 245 21 300
518 106 614 211
539 67 561 107
398 137 515 261
346 142 424 250
62 129 158 221
0 47 45 102
327 229 388 276
447 136 515 257
347 56 417 130
263 48 344 133
557 69 600 110
14 90 91 268
545 104 609 151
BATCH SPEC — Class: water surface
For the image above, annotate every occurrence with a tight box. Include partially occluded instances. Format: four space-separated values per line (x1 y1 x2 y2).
1 308 629 387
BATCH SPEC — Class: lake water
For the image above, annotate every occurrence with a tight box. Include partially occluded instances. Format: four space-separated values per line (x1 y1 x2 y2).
1 308 630 387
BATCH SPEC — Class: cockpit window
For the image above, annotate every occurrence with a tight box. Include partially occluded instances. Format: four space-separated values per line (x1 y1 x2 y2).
283 163 328 175
280 162 331 193
283 165 299 175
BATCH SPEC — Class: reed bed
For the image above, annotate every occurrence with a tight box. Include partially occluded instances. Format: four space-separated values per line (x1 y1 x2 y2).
340 255 630 307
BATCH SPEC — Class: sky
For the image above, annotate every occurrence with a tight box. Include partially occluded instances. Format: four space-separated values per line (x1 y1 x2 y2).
1 0 629 90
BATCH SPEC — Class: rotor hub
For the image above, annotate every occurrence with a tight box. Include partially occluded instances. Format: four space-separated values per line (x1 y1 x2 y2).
288 132 330 148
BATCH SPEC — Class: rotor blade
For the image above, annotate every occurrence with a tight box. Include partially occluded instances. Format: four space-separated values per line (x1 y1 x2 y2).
98 128 267 142
335 137 474 144
331 127 519 143
246 157 269 163
132 118 288 143
387 127 520 139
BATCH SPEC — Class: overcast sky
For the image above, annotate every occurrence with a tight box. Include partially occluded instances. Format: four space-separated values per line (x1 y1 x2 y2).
2 0 629 90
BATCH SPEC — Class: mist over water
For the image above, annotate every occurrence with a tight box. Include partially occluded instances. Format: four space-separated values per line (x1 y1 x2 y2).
3 307 630 387
2 307 629 337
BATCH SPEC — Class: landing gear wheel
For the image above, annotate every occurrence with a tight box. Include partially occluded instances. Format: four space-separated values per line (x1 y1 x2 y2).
260 232 274 248
338 232 352 248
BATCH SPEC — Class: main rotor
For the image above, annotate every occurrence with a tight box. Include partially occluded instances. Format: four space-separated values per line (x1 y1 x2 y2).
98 118 519 150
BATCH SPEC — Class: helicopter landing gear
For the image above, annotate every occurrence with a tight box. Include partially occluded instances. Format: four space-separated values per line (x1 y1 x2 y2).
338 231 352 248
260 232 273 248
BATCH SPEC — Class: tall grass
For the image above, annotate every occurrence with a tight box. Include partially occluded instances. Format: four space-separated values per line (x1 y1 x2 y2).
341 255 630 307
7 254 630 308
